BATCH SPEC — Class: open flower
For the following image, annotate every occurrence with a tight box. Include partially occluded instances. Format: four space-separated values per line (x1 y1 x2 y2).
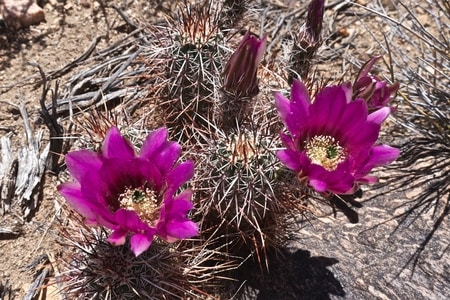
354 55 400 110
223 31 266 97
58 127 198 256
275 80 400 194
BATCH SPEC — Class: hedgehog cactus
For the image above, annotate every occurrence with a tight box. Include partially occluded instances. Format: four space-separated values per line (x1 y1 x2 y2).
58 216 195 300
194 122 284 269
55 0 403 298
161 1 225 143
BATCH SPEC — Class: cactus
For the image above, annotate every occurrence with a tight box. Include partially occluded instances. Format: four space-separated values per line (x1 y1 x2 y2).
57 212 200 299
159 1 225 144
53 0 406 298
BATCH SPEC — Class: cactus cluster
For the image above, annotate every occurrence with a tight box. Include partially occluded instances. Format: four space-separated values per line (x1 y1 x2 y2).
58 213 192 300
56 0 401 298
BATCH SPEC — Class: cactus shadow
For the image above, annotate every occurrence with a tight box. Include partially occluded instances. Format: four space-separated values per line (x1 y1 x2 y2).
239 248 345 300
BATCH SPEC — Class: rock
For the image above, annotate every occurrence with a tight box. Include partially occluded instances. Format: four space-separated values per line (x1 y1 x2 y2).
79 0 92 8
0 0 45 30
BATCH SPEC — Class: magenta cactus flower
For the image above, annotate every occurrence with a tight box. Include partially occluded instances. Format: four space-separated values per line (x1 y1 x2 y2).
354 55 400 110
275 80 400 195
223 31 266 97
58 127 198 256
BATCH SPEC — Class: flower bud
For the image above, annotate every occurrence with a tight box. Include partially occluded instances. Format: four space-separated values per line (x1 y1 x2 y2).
306 0 325 42
354 56 399 110
223 31 266 98
289 0 325 82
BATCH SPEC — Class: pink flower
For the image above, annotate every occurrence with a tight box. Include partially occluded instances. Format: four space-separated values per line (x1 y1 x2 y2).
58 127 198 256
275 80 400 194
223 31 266 97
354 55 400 110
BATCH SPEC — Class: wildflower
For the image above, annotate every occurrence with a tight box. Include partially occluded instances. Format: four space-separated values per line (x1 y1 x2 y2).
58 127 198 256
354 55 400 110
275 80 400 194
223 31 266 98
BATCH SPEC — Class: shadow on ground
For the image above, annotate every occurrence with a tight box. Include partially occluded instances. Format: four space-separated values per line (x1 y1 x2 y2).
240 249 345 300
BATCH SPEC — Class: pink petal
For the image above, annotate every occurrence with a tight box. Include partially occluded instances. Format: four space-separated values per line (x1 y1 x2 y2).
113 209 151 232
172 190 193 203
58 182 97 221
164 220 199 240
368 107 391 124
130 232 154 256
253 34 267 66
274 92 291 124
334 100 368 141
154 141 181 174
275 91 303 135
58 181 119 229
165 191 194 217
354 76 374 91
309 179 328 192
100 158 164 194
166 161 194 189
389 82 400 95
358 175 379 184
346 122 380 151
356 55 381 81
291 80 311 109
107 228 128 246
280 133 297 149
289 80 311 133
141 128 182 175
275 80 311 135
340 82 353 103
307 163 354 194
354 145 400 179
141 128 167 157
370 145 400 165
310 85 347 133
65 150 102 183
102 127 135 159
277 149 302 172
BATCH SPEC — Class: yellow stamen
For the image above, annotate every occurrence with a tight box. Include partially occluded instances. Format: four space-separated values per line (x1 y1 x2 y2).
305 135 346 171
119 186 159 225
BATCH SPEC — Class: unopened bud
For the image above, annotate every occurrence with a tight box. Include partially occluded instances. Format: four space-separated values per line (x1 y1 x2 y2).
354 56 399 110
223 31 266 98
289 0 325 82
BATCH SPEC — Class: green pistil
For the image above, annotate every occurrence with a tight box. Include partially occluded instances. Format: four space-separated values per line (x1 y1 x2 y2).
305 135 347 171
326 145 338 159
119 186 159 225
132 190 145 203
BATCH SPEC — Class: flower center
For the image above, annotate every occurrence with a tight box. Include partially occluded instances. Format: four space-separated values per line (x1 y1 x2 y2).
119 186 160 226
305 135 346 171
